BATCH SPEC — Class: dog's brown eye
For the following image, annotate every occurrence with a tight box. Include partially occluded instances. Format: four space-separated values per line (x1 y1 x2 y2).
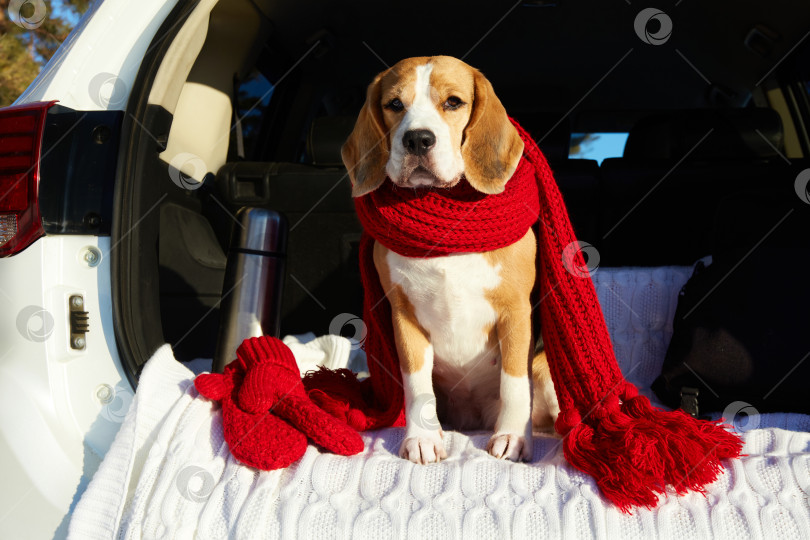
443 96 464 111
385 98 404 112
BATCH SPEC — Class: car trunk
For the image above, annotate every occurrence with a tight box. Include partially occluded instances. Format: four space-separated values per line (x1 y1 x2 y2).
112 0 810 383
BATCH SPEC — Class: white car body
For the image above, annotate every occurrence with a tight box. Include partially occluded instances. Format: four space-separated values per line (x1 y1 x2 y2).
2 1 178 537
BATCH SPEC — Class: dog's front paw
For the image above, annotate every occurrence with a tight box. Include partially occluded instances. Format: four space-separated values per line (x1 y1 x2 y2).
487 432 532 462
400 430 447 464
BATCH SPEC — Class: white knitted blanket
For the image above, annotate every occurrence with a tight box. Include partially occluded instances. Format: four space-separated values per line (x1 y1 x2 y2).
69 267 810 539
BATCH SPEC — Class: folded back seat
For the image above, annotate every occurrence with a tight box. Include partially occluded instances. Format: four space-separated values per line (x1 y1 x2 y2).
598 108 798 267
215 117 363 337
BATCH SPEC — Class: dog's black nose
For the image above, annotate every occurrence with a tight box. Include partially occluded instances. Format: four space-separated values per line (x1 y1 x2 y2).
402 129 436 156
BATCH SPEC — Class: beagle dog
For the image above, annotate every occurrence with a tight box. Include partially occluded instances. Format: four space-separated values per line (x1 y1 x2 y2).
342 56 559 464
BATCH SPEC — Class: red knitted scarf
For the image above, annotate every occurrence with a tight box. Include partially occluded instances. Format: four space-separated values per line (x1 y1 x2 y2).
304 119 742 511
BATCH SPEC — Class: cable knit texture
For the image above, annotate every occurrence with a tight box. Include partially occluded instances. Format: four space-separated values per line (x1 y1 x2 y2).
304 119 742 511
194 337 363 470
68 273 810 539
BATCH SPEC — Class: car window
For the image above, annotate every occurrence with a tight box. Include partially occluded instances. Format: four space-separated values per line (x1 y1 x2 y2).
233 68 274 160
569 132 629 164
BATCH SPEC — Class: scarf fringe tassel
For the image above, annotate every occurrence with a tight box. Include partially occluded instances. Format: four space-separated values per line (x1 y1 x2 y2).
556 382 744 512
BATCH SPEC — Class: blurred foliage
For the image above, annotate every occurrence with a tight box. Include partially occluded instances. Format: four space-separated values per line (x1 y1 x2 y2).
0 0 92 106
569 133 600 157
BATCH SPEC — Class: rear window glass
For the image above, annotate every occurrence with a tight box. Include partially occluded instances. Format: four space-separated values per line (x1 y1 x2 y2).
569 132 629 164
233 69 274 159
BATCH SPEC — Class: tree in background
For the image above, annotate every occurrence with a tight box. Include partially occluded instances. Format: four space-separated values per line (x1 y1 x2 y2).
569 133 600 157
0 0 92 106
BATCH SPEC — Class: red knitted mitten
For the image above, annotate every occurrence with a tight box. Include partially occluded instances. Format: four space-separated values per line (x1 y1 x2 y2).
195 336 364 470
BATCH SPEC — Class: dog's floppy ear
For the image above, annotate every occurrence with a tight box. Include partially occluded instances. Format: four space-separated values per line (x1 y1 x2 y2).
461 70 524 194
342 71 389 197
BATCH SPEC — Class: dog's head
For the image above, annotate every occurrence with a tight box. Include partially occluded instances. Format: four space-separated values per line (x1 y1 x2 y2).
342 56 524 197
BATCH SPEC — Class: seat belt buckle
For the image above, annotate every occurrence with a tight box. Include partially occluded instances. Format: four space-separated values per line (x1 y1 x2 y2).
679 386 700 418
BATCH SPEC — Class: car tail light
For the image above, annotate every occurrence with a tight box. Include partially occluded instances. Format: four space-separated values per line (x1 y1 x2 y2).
0 100 56 257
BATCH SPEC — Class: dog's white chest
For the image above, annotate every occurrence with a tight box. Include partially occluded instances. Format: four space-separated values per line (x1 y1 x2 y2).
386 250 501 363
